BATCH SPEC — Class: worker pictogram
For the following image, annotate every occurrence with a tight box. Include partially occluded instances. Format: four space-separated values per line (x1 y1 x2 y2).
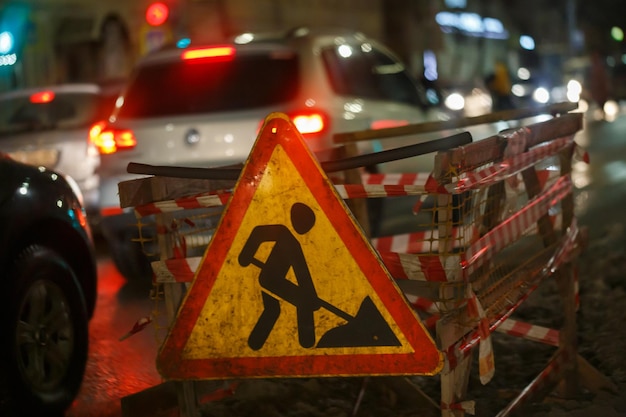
239 201 401 350
157 113 442 379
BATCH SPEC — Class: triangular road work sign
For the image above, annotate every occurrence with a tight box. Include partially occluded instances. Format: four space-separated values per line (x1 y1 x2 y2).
157 113 442 379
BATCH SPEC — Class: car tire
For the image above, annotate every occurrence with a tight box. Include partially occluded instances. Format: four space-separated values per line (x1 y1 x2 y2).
0 245 89 417
99 214 154 284
107 234 154 284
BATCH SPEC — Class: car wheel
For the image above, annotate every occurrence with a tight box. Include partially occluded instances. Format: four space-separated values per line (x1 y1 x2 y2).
99 214 154 284
0 245 89 417
107 235 154 284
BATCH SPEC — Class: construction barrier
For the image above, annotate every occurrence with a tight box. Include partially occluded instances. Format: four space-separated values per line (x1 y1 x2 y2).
117 103 615 417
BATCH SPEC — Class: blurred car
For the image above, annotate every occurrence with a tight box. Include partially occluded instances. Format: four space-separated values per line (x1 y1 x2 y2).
0 83 122 224
0 153 97 416
510 67 582 108
438 81 493 117
90 27 459 281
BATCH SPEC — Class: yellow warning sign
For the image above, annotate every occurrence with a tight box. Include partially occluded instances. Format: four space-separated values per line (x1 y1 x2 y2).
157 113 442 379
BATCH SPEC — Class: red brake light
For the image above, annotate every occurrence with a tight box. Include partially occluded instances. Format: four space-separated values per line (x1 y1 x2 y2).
290 111 327 135
181 46 235 61
30 91 55 103
370 119 409 130
89 121 137 154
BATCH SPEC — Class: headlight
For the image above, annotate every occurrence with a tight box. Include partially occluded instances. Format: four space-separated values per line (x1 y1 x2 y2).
511 83 527 97
566 79 582 102
444 92 465 111
532 87 550 104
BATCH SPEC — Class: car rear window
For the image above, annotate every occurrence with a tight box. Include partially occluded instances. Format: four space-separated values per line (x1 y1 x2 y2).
117 53 300 118
0 92 104 135
321 45 426 107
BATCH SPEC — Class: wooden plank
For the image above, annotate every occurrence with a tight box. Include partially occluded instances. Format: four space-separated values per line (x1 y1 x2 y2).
524 112 582 148
148 171 201 417
440 354 473 417
333 102 578 144
176 381 200 417
433 113 582 180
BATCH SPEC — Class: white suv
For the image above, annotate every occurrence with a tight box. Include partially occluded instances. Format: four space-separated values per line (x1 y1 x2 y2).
91 27 453 281
0 83 120 221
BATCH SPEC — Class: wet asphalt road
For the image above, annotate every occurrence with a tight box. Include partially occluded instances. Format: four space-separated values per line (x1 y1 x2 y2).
66 107 626 417
66 242 162 417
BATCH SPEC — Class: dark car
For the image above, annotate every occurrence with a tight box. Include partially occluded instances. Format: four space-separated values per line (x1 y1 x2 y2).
0 153 97 416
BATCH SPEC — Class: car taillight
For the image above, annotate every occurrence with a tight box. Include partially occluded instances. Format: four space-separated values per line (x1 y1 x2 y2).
290 111 328 135
89 121 137 154
30 90 55 103
181 46 235 62
370 119 409 130
256 111 329 137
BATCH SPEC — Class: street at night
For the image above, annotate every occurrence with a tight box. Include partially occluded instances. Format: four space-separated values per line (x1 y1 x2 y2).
64 108 626 417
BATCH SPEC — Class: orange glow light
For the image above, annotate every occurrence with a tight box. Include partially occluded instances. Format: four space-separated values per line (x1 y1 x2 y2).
88 121 137 155
292 113 325 134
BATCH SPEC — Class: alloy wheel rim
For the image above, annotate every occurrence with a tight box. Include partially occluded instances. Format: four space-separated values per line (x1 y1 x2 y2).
16 279 74 391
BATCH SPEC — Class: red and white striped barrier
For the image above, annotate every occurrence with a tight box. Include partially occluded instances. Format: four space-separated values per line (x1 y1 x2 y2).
378 251 455 282
133 183 430 218
132 171 433 218
151 257 200 283
447 135 574 194
134 191 231 218
150 255 442 317
361 172 431 185
462 175 573 276
442 222 580 372
495 318 559 347
371 227 469 254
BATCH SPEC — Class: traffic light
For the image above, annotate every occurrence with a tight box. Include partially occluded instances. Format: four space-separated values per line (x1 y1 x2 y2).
145 2 169 27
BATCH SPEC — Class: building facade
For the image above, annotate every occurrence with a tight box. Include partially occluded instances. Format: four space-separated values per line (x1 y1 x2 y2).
0 0 574 93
